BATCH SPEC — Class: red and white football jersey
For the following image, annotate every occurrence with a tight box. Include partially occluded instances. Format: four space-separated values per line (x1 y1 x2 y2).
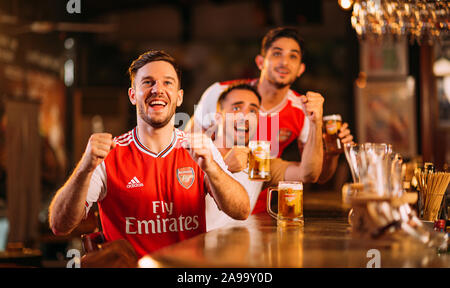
85 128 229 258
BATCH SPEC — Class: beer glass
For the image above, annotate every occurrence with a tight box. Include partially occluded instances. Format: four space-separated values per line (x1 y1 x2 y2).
248 140 271 181
267 181 303 226
323 114 343 154
344 142 362 183
361 143 393 197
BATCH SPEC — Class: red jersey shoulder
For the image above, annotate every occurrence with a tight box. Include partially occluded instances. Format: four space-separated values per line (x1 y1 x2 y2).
290 89 303 97
287 90 305 112
113 130 133 147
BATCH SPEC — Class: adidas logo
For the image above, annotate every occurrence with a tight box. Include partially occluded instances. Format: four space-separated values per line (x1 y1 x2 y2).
126 176 144 188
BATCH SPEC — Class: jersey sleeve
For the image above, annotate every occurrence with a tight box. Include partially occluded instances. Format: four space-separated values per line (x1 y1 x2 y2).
209 138 233 178
298 115 310 144
193 82 224 130
204 138 234 198
85 161 107 218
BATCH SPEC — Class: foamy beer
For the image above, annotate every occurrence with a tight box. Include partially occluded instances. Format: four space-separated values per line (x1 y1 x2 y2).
267 181 304 226
323 114 343 154
248 140 271 181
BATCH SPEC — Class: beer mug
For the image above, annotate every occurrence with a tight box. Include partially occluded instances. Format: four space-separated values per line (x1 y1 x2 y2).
267 181 304 226
248 140 271 181
323 114 343 154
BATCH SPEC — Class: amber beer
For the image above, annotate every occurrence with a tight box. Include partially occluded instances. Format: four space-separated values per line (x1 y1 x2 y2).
267 181 304 226
323 114 343 154
248 140 271 181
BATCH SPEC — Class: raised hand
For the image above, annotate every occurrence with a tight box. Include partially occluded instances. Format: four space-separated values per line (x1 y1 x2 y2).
183 133 215 172
80 133 116 172
300 91 324 124
223 146 250 173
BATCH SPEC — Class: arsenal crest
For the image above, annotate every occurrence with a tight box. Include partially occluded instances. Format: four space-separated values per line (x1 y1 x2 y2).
278 128 292 143
176 167 195 189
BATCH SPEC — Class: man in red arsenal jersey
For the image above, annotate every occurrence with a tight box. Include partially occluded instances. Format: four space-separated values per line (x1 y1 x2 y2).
186 27 353 214
49 50 250 258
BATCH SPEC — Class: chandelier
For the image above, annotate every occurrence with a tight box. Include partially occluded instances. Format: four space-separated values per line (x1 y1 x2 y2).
340 0 449 45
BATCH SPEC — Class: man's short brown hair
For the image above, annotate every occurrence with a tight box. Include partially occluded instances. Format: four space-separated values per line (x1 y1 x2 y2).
260 27 305 59
217 81 261 111
127 50 181 87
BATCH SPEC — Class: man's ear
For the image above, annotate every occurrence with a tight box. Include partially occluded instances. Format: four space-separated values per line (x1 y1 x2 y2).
255 55 264 71
128 87 136 105
176 89 184 107
297 63 306 78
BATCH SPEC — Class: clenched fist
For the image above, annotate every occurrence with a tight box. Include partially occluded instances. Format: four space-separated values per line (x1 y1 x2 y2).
182 133 215 172
300 92 324 124
223 146 250 173
80 133 116 172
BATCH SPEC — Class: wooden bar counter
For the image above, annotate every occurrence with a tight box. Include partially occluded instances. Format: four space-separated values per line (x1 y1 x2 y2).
142 191 450 268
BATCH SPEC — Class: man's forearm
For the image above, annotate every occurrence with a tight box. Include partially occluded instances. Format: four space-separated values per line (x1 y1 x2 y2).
204 161 250 220
298 123 323 183
317 153 339 184
49 162 92 235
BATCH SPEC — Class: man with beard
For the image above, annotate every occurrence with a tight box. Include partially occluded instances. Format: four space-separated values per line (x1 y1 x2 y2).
49 50 250 258
187 27 344 214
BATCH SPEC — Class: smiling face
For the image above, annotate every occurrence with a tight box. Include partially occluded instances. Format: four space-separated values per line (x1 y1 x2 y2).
257 37 305 89
219 89 260 147
128 60 183 128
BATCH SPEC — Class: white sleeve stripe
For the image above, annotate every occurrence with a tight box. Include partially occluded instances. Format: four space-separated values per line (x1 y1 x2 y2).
117 135 132 144
298 117 310 144
290 102 306 111
85 161 107 216
115 131 132 142
116 140 133 146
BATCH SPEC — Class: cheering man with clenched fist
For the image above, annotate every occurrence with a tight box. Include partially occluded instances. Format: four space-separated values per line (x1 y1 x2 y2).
49 50 249 258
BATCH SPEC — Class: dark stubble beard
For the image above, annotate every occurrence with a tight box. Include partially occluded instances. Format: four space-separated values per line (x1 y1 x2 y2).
267 70 296 89
137 101 177 129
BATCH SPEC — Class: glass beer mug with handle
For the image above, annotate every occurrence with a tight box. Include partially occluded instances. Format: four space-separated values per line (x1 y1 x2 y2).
343 142 393 225
360 143 393 197
267 181 304 227
343 143 364 226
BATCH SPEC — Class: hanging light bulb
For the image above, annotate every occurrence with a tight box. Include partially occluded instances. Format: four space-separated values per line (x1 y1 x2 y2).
338 0 354 10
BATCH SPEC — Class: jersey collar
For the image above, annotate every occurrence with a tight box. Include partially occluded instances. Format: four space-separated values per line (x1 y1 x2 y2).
259 87 290 115
132 127 177 158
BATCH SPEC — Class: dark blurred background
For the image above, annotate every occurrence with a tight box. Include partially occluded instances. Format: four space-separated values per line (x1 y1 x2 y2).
0 0 359 164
